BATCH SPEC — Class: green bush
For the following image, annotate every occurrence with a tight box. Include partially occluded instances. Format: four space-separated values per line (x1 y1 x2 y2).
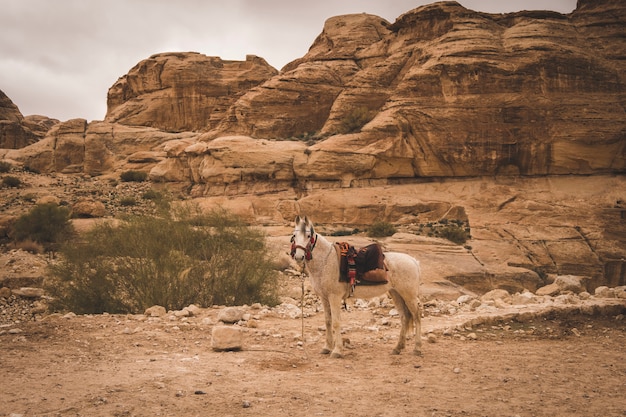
11 203 73 249
437 224 470 245
367 221 396 238
119 196 137 206
45 209 279 314
338 106 373 134
120 170 148 182
330 228 360 237
0 161 13 173
2 176 22 188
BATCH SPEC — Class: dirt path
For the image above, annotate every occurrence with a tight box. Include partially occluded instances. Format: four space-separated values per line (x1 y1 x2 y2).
2 302 625 417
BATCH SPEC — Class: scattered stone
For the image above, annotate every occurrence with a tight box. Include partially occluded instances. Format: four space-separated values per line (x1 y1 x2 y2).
536 283 560 297
511 291 537 305
480 289 511 303
467 332 478 340
554 275 588 294
12 287 45 298
453 367 461 374
71 199 107 218
174 309 190 318
594 286 615 298
0 287 12 298
211 326 243 351
62 312 76 319
185 304 202 316
218 307 244 324
145 305 167 317
242 400 251 408
456 295 474 304
427 333 437 343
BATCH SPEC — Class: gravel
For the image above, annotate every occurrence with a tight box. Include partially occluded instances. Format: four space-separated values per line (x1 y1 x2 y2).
0 295 39 326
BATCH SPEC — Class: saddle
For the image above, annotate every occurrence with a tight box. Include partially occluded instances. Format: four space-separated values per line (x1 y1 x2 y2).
335 242 388 290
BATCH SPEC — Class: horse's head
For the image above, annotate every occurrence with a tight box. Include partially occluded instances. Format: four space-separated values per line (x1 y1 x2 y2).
290 215 317 262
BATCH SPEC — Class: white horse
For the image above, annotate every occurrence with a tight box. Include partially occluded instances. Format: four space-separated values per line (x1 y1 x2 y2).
291 215 422 358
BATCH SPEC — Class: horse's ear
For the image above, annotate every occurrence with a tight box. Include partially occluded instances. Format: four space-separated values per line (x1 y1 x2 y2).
295 215 301 224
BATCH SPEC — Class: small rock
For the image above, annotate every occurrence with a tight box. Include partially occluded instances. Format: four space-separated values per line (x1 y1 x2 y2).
594 286 615 298
453 367 461 374
242 400 251 408
62 312 76 319
211 326 243 351
481 289 511 303
456 295 474 304
186 304 202 316
174 309 190 318
218 307 244 324
467 332 478 340
12 287 44 298
145 305 167 317
427 333 437 343
0 287 12 298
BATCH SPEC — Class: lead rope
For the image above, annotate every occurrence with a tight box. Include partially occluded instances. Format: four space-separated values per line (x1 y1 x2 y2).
300 271 309 360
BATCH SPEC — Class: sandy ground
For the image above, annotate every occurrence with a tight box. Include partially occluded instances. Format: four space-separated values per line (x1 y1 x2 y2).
1 300 625 417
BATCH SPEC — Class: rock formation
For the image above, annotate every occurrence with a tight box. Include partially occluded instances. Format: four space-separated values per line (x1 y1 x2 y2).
105 53 278 132
0 90 57 149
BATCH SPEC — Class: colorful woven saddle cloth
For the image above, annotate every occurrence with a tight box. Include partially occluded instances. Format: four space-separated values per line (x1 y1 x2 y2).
335 242 388 285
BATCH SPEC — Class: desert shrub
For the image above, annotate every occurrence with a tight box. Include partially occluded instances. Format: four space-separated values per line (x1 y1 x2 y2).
368 221 396 238
437 224 470 245
0 161 13 173
2 176 22 188
338 106 373 134
142 189 162 200
12 239 44 254
330 228 360 237
46 209 279 314
119 196 137 206
120 170 148 182
10 203 73 249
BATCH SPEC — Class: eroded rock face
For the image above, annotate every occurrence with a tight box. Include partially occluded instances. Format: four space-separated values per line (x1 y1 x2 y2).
210 0 626 179
0 90 56 149
105 53 278 132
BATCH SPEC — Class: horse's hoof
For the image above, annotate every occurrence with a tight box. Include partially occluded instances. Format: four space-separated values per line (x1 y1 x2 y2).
330 351 343 359
413 349 423 357
320 347 331 355
391 349 401 355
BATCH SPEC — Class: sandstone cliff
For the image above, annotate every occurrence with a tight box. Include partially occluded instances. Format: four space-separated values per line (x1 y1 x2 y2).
0 90 57 149
105 53 278 132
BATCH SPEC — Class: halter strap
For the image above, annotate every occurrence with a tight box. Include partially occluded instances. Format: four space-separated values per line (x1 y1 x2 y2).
290 233 318 261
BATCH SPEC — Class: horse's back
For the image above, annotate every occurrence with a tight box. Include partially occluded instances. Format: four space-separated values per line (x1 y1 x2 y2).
384 252 421 287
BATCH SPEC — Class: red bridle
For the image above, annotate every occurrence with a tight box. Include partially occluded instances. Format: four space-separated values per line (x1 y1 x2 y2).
290 232 317 261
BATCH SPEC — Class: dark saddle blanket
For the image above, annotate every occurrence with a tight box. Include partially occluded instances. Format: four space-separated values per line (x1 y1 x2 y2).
336 242 388 285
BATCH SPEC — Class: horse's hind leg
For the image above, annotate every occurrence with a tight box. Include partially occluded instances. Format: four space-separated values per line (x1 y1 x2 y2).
404 294 423 356
320 297 333 355
388 289 409 355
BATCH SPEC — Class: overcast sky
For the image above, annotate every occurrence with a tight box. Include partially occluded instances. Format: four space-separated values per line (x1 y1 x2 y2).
0 0 577 123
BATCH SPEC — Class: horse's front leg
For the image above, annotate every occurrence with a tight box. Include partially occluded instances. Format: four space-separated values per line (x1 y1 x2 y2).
328 294 344 358
320 297 334 355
